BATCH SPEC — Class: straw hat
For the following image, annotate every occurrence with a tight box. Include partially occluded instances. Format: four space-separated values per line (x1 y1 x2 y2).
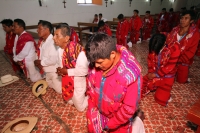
0 74 19 87
32 80 48 97
1 117 38 133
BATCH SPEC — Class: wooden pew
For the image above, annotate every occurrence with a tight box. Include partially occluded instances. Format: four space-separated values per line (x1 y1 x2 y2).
113 18 118 22
106 21 118 36
125 16 131 21
140 15 145 20
187 98 200 133
26 23 61 39
78 22 98 43
25 23 80 40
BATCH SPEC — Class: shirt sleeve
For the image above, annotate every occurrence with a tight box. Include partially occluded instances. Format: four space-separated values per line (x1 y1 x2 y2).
157 43 181 77
41 44 58 67
13 41 33 62
178 31 199 64
67 51 89 77
147 54 156 73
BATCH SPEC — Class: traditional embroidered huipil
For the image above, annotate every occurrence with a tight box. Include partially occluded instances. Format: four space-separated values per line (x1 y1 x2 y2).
87 45 142 133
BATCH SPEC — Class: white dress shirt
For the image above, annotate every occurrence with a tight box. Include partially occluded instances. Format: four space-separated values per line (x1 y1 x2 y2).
13 31 37 62
39 34 58 72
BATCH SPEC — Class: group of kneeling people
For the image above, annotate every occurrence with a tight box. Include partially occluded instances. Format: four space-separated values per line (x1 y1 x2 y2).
1 9 199 132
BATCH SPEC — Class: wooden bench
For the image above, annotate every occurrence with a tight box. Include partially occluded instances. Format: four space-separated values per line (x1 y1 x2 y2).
125 16 131 21
26 23 61 39
106 21 118 37
187 98 200 133
113 18 118 22
25 23 80 40
77 22 98 43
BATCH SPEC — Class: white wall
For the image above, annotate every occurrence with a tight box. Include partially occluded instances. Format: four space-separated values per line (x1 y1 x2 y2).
0 0 184 50
186 0 200 9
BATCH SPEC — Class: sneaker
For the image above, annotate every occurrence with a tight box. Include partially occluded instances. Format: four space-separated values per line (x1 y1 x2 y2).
187 78 191 82
147 38 151 41
168 97 173 102
68 99 74 105
136 41 141 44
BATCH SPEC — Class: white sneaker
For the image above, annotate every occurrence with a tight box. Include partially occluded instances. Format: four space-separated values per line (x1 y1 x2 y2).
68 99 74 105
136 41 141 44
147 38 151 41
127 41 133 47
168 97 173 102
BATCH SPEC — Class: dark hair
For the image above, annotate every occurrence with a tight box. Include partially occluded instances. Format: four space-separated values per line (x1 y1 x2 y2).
85 33 116 63
99 13 102 17
117 14 124 20
162 8 166 11
190 6 195 10
38 20 54 35
95 14 98 17
149 34 166 55
181 10 196 20
134 10 139 14
55 23 71 37
98 20 105 28
146 11 150 14
169 8 173 12
0 19 13 27
14 19 26 30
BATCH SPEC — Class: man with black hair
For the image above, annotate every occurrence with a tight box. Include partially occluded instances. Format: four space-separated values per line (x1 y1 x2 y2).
34 20 61 94
98 20 112 36
129 9 142 44
116 14 129 48
157 8 169 32
12 19 42 82
85 33 142 132
0 19 20 72
91 14 99 32
62 23 80 43
167 8 177 32
99 13 107 22
165 10 199 83
54 23 88 112
142 11 154 41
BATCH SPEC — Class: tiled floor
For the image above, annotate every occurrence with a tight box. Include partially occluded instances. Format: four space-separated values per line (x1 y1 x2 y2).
0 40 199 133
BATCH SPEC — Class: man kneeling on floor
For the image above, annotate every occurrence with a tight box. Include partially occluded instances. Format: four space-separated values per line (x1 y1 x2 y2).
53 23 88 112
13 19 42 82
34 20 62 94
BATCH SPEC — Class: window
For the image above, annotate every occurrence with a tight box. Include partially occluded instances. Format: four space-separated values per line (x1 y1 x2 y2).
77 0 92 4
77 0 102 5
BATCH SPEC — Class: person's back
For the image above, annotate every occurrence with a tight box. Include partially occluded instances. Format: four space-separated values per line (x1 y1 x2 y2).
116 14 129 48
142 34 181 106
98 20 112 36
85 33 142 133
129 10 142 44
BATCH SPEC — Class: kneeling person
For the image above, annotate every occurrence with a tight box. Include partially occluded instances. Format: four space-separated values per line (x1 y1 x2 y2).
34 20 62 94
54 23 88 112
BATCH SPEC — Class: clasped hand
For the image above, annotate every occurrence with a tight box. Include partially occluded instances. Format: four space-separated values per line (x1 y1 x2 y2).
56 67 68 77
34 60 43 70
147 73 156 80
